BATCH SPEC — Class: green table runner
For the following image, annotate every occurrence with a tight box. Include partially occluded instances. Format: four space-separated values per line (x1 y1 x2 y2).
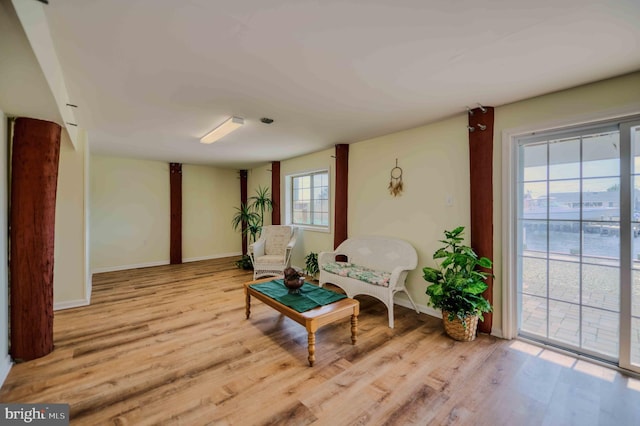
250 279 346 313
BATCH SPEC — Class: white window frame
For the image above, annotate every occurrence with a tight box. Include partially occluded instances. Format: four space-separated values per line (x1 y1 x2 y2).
285 169 331 232
502 107 640 340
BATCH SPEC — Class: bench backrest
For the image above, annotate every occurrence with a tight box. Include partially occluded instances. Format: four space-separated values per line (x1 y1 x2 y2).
335 236 417 272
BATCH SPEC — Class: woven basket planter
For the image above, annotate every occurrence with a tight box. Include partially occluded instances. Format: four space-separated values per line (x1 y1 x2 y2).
442 311 479 341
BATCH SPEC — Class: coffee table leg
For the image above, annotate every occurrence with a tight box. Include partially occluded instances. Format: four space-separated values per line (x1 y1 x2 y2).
351 314 358 345
245 290 251 319
307 332 316 366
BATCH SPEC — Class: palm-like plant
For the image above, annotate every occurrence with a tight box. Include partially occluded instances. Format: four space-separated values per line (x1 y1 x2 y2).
231 203 261 243
231 187 275 247
249 186 273 229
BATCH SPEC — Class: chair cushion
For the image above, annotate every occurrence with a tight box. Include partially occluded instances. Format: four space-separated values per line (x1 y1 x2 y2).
321 262 391 287
264 226 292 255
253 254 285 266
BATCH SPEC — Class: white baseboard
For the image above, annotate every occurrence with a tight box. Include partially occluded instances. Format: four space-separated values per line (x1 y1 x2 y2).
0 354 12 388
183 252 242 263
91 260 170 274
92 253 245 274
491 327 504 339
54 298 90 311
394 295 502 338
393 293 440 319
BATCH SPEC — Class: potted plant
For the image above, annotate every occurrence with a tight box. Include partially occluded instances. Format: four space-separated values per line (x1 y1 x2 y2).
304 252 319 280
422 226 492 341
231 187 274 270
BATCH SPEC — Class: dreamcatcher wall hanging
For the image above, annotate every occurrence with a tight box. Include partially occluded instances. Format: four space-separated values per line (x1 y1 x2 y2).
388 159 404 197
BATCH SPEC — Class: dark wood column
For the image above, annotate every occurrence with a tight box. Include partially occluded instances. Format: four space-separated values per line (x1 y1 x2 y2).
169 163 182 264
271 161 281 225
240 170 248 254
468 106 494 333
334 144 349 249
10 117 61 361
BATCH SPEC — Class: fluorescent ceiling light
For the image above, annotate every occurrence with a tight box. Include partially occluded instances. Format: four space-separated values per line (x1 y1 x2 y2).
200 116 244 144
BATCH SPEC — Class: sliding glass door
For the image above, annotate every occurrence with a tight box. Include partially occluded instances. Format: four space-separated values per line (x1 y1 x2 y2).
625 120 640 371
516 117 640 373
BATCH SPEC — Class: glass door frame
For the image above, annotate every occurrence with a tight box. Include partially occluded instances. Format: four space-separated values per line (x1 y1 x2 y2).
620 118 640 372
501 113 640 374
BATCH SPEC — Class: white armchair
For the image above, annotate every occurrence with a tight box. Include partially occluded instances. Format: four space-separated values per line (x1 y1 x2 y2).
248 225 298 280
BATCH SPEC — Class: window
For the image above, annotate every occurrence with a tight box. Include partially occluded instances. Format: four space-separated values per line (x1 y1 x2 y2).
511 115 640 373
289 170 329 229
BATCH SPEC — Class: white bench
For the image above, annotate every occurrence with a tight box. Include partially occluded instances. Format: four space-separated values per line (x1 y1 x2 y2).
318 236 419 328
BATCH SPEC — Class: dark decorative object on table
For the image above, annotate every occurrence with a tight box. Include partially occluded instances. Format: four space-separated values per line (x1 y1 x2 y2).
283 267 304 294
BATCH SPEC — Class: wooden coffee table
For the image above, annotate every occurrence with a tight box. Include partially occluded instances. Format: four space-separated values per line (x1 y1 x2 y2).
244 278 359 366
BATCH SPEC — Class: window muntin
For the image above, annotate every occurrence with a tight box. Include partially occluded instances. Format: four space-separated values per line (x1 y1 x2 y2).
290 170 329 228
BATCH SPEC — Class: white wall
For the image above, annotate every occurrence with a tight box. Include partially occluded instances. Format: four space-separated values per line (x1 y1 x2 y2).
90 155 170 272
182 164 241 261
53 129 88 309
0 112 11 385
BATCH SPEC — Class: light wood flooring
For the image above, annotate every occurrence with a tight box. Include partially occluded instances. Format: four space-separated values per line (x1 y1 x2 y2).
1 257 640 425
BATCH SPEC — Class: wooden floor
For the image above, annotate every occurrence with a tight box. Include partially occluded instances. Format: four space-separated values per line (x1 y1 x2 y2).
1 258 640 425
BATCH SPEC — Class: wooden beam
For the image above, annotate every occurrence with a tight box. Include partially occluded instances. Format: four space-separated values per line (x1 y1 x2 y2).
271 161 281 225
169 163 182 264
240 170 248 254
468 106 494 334
334 144 349 249
10 117 61 361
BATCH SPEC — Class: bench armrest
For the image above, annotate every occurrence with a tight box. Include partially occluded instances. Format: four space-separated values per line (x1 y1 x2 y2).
319 250 349 266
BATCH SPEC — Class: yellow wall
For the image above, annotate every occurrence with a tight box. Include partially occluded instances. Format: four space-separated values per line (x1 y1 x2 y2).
0 112 10 381
280 149 335 269
90 155 170 272
243 164 273 251
53 129 88 307
247 163 273 227
272 71 640 336
91 157 243 269
182 164 241 260
246 152 337 268
349 115 470 310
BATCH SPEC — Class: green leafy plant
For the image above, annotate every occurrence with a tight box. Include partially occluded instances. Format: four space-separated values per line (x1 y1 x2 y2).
234 254 253 270
231 203 261 244
304 252 319 277
422 226 493 324
249 186 274 229
231 187 275 270
231 186 274 245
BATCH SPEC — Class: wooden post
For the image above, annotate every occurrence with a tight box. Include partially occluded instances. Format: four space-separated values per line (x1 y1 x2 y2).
271 161 281 225
334 144 349 249
240 170 248 254
468 106 494 334
10 117 61 361
169 163 182 264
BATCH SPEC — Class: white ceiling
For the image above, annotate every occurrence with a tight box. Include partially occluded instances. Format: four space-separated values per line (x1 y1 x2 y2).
0 0 62 125
8 0 640 168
